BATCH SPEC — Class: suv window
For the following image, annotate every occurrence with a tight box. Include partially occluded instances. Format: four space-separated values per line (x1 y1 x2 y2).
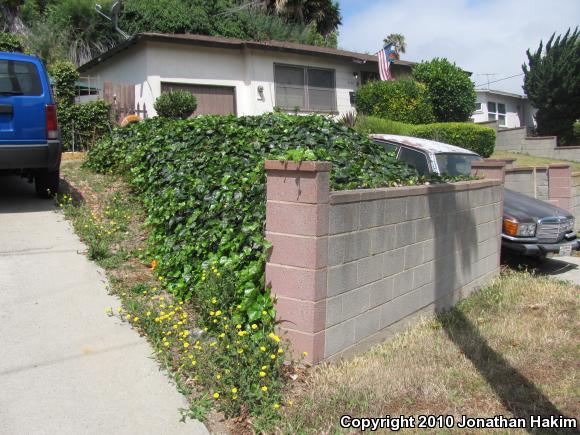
0 59 43 96
436 153 482 176
398 147 430 175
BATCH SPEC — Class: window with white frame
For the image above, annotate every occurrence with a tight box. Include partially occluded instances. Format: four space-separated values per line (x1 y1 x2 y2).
274 64 337 112
474 102 483 112
487 101 506 126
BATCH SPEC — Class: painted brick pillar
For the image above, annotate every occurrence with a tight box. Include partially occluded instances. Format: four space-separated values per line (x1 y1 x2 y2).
264 160 331 364
548 164 572 211
471 161 506 182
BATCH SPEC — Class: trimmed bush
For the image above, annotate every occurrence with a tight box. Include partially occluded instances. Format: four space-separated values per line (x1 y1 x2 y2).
413 58 476 122
355 79 435 124
154 90 198 119
411 122 496 157
354 117 496 157
58 100 112 151
355 116 414 136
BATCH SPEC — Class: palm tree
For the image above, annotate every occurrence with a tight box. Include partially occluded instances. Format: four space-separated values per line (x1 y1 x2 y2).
383 33 406 60
260 0 341 36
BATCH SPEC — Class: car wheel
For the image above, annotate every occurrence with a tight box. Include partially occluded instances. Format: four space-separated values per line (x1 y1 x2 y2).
35 169 60 199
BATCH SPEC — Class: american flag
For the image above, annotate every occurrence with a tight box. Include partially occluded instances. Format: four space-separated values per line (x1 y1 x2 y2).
377 44 396 81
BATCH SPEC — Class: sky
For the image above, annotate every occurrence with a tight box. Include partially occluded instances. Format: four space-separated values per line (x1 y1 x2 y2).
337 0 579 94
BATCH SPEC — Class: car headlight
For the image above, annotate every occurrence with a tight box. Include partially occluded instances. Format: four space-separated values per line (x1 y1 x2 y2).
562 218 575 232
503 218 536 237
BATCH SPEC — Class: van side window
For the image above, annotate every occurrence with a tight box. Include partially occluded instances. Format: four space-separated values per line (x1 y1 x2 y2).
383 142 399 155
398 147 429 175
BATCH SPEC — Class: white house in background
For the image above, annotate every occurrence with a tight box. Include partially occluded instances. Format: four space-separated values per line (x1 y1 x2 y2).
78 33 415 117
472 89 536 129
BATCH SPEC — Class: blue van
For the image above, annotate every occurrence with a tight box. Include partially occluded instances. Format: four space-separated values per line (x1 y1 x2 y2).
0 52 61 198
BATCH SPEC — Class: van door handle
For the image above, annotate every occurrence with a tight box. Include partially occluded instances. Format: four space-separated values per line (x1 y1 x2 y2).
0 104 13 115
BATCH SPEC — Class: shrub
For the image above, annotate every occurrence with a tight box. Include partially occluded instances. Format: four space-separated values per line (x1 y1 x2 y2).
0 32 25 52
411 122 496 157
355 79 435 125
154 91 198 119
48 60 79 105
58 100 112 151
354 117 496 157
413 58 476 122
355 115 414 136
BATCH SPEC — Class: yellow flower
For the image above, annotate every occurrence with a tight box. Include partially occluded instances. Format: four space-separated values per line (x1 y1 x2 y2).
219 333 225 338
211 298 217 304
209 311 215 316
270 354 276 360
273 404 280 410
183 342 189 348
191 360 197 366
133 316 139 322
277 348 284 354
288 400 294 406
262 310 267 316
231 387 238 394
303 351 309 357
259 371 266 377
261 365 267 370
260 346 266 352
216 374 221 380
261 386 268 392
237 349 244 354
215 310 222 316
146 311 152 317
251 324 258 330
268 333 281 343
232 395 238 400
213 392 219 399
236 324 242 329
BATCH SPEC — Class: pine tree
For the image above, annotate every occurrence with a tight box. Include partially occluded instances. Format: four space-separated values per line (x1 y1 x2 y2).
522 27 580 144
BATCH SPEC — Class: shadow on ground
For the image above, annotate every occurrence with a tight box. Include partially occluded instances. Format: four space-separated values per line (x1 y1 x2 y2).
0 175 54 214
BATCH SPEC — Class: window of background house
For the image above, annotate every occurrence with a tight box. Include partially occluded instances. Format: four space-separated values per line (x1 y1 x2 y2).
487 101 507 126
274 64 336 112
474 102 482 112
398 147 430 175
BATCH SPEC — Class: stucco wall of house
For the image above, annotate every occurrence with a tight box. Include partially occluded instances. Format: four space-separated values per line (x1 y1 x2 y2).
472 92 527 129
83 44 153 112
114 41 364 117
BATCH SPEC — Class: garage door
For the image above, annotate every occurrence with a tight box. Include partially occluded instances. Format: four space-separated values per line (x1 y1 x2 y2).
160 83 236 115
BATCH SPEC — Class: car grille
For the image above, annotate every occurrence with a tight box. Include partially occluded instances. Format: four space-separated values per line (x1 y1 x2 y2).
537 218 569 243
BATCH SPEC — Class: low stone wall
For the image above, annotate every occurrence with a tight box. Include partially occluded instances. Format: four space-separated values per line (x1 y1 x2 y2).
264 160 503 364
478 121 580 162
572 173 580 231
504 167 548 201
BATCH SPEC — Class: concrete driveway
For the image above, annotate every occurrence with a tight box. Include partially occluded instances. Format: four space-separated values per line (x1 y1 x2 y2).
0 176 208 435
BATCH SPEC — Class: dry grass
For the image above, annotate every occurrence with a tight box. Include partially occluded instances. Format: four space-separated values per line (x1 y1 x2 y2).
61 151 87 161
282 271 579 434
491 151 580 172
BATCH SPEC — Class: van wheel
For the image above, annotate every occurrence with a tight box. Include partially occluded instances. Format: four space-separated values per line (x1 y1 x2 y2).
35 169 60 198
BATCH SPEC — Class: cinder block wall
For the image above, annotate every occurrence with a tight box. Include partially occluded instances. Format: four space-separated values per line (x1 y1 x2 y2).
265 161 503 364
495 127 526 152
504 167 548 200
572 173 580 231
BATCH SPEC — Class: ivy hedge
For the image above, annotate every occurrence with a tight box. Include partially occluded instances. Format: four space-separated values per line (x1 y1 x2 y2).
355 115 496 157
86 114 422 313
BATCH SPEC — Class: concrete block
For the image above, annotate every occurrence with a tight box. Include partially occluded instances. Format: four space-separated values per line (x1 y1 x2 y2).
325 295 343 328
329 203 359 235
395 221 416 248
360 200 385 229
369 225 396 254
382 248 405 277
279 328 325 364
275 297 326 333
413 261 433 289
404 243 424 270
344 231 371 263
415 217 435 242
384 197 405 224
266 232 327 269
419 282 437 306
266 264 327 301
266 169 329 204
369 277 394 308
422 239 435 262
354 308 381 341
325 319 355 358
328 235 345 267
406 196 429 220
357 254 383 286
327 262 357 297
393 269 413 298
266 201 329 236
342 285 371 320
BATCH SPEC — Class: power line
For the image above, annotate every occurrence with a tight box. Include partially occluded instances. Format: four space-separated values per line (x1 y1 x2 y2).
474 73 524 88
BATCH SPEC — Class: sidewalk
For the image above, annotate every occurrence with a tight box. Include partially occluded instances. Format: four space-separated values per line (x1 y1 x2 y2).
0 177 208 435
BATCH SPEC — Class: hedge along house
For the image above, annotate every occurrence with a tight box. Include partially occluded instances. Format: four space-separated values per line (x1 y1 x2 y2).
78 33 414 117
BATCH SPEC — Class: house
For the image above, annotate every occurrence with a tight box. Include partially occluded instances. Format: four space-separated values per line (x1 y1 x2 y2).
77 33 414 117
471 89 536 129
